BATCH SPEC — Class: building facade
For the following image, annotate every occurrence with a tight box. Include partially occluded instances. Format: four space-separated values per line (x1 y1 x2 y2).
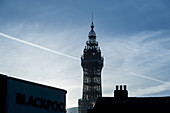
88 85 170 113
78 22 104 113
0 74 67 113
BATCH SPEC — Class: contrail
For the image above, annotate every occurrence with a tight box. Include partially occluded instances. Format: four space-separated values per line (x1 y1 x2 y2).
0 32 80 61
0 33 168 85
130 73 169 85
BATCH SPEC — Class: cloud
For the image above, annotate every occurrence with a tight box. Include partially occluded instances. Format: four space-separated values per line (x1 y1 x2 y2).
0 0 170 108
0 24 86 108
1 23 170 108
0 32 80 61
102 29 170 97
130 81 170 96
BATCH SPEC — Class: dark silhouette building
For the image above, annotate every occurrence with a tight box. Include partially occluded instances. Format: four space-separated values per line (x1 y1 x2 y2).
0 74 67 113
78 21 104 113
88 85 170 113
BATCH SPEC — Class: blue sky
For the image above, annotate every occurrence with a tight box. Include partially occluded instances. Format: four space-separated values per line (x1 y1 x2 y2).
0 0 170 108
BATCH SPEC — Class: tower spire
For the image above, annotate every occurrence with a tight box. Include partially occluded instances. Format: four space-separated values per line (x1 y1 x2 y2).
91 12 94 30
89 12 96 37
92 12 93 23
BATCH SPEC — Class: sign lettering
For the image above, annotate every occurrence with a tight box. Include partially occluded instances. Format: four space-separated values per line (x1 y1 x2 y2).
16 93 65 112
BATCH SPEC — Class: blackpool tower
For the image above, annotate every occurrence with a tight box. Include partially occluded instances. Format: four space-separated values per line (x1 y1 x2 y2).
78 21 104 113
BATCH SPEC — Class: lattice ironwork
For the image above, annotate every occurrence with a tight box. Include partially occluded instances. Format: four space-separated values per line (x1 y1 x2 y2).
81 22 104 100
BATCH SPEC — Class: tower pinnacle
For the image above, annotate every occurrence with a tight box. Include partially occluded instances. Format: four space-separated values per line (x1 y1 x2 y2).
88 22 96 37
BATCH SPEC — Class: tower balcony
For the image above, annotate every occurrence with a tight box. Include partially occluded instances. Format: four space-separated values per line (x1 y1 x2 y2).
86 41 98 46
81 59 103 68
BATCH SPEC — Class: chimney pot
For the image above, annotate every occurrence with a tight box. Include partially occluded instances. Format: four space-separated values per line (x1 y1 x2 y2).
124 85 126 90
116 85 118 90
120 85 122 90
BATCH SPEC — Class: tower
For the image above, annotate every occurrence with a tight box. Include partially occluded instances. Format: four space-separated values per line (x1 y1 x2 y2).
78 21 104 113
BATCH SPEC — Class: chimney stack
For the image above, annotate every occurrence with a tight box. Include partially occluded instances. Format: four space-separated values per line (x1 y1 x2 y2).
114 85 128 100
